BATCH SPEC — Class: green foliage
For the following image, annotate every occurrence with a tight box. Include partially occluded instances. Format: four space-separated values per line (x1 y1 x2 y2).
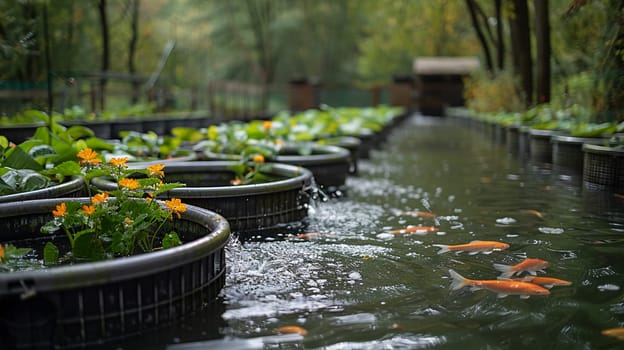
39 150 186 263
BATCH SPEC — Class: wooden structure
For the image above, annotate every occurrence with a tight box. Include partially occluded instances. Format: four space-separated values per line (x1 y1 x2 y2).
413 57 480 116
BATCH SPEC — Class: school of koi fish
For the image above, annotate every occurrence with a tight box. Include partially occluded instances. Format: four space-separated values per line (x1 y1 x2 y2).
282 208 624 342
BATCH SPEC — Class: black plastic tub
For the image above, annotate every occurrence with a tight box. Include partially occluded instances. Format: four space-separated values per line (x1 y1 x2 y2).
274 144 351 192
0 176 86 204
551 135 607 175
506 124 520 155
0 123 45 143
93 161 314 234
582 144 624 192
529 129 563 163
0 197 230 349
317 136 362 175
198 144 350 192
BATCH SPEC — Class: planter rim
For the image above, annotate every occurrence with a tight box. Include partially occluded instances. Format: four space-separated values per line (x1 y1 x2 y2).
0 197 230 294
582 143 624 155
94 160 313 198
529 128 566 137
317 135 362 147
200 144 351 166
551 135 609 144
0 176 85 204
276 144 350 165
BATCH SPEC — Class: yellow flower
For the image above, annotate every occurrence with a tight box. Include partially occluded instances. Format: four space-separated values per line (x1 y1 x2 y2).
77 148 102 165
252 154 265 163
145 193 154 202
147 164 165 178
91 192 109 204
82 205 96 215
0 243 4 261
52 202 67 217
124 217 133 224
119 178 140 190
165 198 186 219
109 157 129 167
263 120 273 130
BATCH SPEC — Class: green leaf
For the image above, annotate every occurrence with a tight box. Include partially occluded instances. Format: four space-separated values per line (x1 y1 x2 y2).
41 161 82 178
162 232 182 249
0 136 9 149
84 137 115 151
41 220 62 234
67 125 95 140
22 109 49 123
73 231 105 260
3 146 43 170
43 242 59 265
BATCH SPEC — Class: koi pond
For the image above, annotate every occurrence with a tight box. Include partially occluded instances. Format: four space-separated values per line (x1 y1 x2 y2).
122 115 624 349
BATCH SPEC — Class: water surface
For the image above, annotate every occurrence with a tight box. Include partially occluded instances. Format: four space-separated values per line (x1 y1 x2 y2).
143 115 624 349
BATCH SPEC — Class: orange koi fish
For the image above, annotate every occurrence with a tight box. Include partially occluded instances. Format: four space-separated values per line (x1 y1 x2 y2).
294 231 335 240
295 232 322 240
388 226 438 235
433 240 510 255
448 269 550 299
524 209 544 219
400 210 437 218
493 258 549 278
275 325 308 336
511 276 572 289
602 327 624 340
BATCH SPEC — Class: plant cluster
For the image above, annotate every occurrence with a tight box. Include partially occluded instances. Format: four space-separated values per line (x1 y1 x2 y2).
0 148 187 270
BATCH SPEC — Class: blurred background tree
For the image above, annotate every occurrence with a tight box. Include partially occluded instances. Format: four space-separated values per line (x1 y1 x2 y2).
0 0 620 119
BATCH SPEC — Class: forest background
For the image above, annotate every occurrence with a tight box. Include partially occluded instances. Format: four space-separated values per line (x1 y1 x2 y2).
0 0 620 119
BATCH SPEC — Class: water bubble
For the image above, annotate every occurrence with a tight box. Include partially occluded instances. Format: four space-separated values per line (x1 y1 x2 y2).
496 217 517 225
598 284 620 292
538 227 564 234
348 271 362 280
376 233 395 240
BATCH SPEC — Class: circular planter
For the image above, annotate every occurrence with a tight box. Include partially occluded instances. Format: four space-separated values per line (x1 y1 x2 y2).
493 123 507 145
353 130 376 159
582 144 624 192
0 176 86 204
141 116 168 135
274 144 351 191
93 161 313 234
0 197 230 349
505 124 520 155
199 144 351 192
110 119 145 139
551 135 608 174
317 136 361 175
0 123 45 144
60 120 113 140
529 129 564 163
518 126 531 158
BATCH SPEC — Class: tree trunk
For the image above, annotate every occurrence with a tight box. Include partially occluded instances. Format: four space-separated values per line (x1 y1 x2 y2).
97 0 109 111
494 0 505 71
509 0 533 106
534 0 551 103
466 0 494 72
128 0 140 104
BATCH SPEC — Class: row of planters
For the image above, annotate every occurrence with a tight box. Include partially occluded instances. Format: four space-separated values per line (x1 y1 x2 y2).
0 105 406 349
446 105 624 192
